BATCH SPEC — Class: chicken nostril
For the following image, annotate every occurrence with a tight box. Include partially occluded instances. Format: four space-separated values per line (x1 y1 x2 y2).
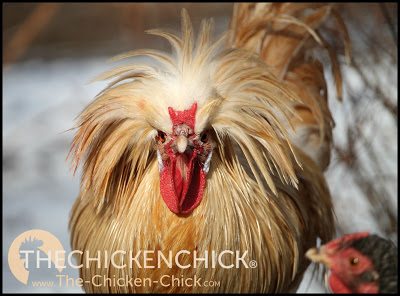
176 135 188 154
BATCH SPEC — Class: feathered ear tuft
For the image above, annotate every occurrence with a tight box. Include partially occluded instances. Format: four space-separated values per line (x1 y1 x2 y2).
67 88 157 213
205 48 302 195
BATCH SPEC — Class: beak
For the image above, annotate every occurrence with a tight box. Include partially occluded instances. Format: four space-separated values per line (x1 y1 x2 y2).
176 135 188 154
306 246 332 268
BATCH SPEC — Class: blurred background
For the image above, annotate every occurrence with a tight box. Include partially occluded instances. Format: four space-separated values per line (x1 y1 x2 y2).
3 3 398 293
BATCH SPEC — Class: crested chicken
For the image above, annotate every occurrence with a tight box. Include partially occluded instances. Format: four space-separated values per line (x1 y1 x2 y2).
306 232 398 293
69 3 349 293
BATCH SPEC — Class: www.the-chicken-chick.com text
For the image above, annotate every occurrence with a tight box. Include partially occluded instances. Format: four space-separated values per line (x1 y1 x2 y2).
56 274 221 289
19 250 258 269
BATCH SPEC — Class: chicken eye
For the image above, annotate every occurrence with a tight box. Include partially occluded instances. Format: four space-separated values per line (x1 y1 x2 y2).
156 131 167 143
350 257 359 265
200 131 208 143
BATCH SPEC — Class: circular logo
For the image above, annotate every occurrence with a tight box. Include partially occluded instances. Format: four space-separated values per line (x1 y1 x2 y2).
8 229 65 285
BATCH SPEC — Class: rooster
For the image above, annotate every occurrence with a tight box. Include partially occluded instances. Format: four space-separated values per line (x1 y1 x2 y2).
306 232 398 293
69 3 349 293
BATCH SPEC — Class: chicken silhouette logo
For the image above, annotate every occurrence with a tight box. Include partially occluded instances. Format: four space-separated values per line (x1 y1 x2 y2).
8 229 65 285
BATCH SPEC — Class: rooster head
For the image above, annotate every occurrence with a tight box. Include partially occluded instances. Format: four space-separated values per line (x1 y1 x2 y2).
155 102 214 214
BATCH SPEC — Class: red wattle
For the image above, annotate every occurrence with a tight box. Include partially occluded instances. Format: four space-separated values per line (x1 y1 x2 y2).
328 272 352 293
328 272 379 294
160 152 206 215
173 155 185 203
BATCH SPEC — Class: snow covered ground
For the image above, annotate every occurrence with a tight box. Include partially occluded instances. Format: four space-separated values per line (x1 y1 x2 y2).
3 51 397 293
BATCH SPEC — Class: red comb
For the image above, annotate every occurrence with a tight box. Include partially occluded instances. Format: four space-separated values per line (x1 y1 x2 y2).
325 231 370 250
168 103 197 130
